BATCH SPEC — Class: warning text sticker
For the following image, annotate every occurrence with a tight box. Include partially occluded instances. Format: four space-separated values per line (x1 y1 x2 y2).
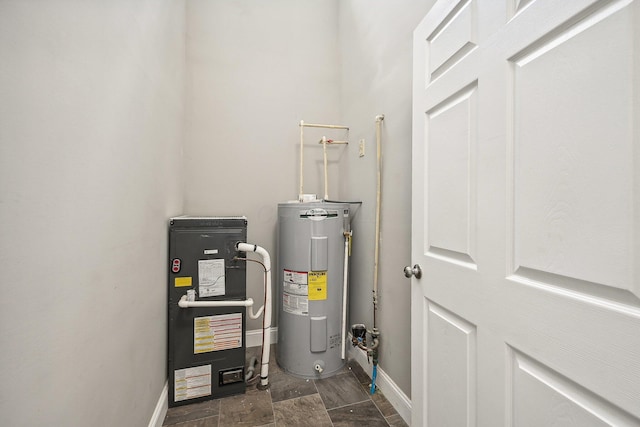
194 313 242 354
308 271 327 300
174 365 211 402
283 269 308 316
198 259 225 297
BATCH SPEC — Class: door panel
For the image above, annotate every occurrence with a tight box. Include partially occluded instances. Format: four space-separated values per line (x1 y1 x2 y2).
427 301 477 427
412 0 640 426
426 0 478 82
426 82 477 267
510 0 635 292
508 348 639 427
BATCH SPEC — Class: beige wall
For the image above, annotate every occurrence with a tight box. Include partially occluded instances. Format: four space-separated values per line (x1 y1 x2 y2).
338 0 435 398
184 0 342 331
0 1 185 425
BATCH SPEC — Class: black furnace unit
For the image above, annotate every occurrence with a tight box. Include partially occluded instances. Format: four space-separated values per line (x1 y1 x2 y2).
168 216 247 407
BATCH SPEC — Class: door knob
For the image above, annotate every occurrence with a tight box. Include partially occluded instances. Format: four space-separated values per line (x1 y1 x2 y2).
403 264 422 279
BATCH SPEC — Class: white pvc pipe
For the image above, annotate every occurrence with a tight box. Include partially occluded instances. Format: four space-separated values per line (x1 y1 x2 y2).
299 120 350 201
341 232 350 359
299 120 305 201
178 296 264 319
322 136 329 200
236 242 272 389
178 296 253 308
373 114 384 328
300 122 349 129
317 140 348 144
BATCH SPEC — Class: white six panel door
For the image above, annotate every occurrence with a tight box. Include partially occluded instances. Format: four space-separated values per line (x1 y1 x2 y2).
411 1 640 426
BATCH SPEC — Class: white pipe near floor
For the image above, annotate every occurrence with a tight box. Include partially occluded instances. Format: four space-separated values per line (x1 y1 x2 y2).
373 114 384 328
341 232 350 359
236 242 272 389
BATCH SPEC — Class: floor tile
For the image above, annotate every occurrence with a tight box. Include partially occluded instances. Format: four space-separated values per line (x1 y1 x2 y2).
385 413 409 427
327 400 389 427
171 416 218 427
218 388 274 427
165 350 404 427
268 367 318 403
273 394 332 427
164 400 221 425
369 388 396 417
314 371 369 409
349 366 396 417
347 359 371 386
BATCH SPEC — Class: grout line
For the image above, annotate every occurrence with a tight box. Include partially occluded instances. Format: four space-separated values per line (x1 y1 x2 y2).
324 398 371 413
269 393 276 427
347 338 412 424
322 388 336 427
370 394 392 425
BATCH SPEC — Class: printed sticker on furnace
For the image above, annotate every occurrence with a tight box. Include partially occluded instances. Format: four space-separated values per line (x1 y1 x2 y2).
194 313 242 354
174 364 211 402
198 259 225 297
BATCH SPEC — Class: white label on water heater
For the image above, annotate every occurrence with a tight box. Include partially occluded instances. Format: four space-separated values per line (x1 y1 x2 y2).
283 269 308 315
198 258 225 297
174 364 211 402
284 269 307 285
283 293 308 315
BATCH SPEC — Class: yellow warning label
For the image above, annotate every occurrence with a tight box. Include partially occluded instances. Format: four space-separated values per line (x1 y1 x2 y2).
175 277 192 287
308 271 327 300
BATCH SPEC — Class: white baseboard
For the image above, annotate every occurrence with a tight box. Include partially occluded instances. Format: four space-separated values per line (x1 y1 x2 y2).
246 326 278 348
148 381 168 427
347 337 412 425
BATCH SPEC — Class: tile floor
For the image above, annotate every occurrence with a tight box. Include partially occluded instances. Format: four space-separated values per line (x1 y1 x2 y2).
163 345 408 427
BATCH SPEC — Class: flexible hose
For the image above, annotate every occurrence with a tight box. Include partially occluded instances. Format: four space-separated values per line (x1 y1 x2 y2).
245 356 258 382
370 364 378 395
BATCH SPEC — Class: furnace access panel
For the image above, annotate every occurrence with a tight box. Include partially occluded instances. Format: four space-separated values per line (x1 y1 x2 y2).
168 216 247 407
